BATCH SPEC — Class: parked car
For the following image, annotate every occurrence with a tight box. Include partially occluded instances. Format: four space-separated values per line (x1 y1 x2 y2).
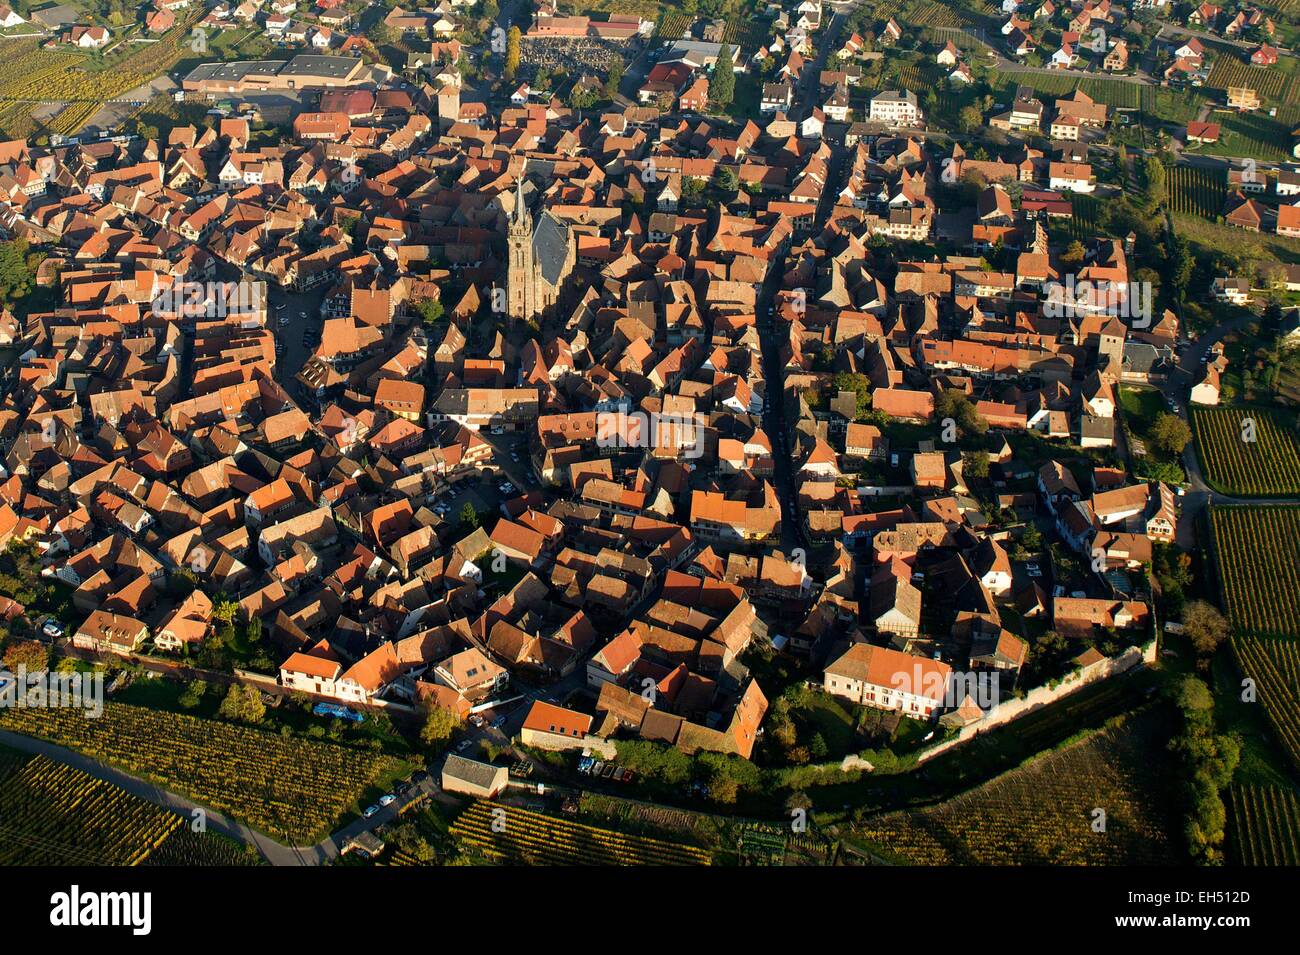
363 804 381 818
378 794 396 807
41 620 65 639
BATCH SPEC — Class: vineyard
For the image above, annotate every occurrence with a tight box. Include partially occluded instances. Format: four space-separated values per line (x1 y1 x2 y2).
1169 165 1226 219
1210 506 1300 636
0 702 402 843
1231 636 1300 771
0 15 202 139
0 753 181 865
145 826 263 866
449 801 712 865
1229 784 1300 865
851 713 1182 864
1193 407 1300 497
1205 55 1298 104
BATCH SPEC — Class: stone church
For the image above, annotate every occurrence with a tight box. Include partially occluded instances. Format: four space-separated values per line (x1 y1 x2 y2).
506 177 575 323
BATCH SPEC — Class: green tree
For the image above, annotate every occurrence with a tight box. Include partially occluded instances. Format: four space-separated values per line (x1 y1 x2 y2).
604 57 624 100
459 502 480 528
218 684 265 724
963 449 990 480
2 638 48 673
708 44 735 109
420 704 460 750
413 296 444 325
829 371 873 419
179 679 207 709
0 238 45 310
1150 412 1192 455
1143 155 1166 209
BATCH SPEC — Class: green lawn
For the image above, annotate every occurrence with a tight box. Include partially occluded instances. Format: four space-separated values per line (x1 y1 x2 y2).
1119 385 1186 483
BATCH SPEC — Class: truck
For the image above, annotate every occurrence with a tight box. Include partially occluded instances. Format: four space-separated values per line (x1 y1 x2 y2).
313 702 365 723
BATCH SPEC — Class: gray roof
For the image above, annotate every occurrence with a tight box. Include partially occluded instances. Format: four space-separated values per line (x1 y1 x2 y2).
442 754 502 789
533 211 572 287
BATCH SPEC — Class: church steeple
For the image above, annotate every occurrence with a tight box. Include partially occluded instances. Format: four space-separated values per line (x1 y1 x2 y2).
510 175 531 233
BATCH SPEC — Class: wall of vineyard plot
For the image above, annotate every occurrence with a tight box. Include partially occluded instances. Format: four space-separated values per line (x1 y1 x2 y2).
1193 408 1300 498
0 702 401 843
853 710 1182 864
1229 784 1300 865
916 640 1156 764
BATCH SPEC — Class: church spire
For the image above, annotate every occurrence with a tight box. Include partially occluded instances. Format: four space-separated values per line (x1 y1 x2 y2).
511 175 531 231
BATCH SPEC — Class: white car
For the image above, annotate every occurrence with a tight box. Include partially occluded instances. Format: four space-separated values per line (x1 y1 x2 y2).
42 620 65 639
378 794 396 807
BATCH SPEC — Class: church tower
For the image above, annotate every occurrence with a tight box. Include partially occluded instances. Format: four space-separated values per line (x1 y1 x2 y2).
506 177 535 321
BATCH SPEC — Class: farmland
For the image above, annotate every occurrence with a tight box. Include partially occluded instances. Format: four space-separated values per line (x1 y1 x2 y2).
1229 784 1300 865
850 711 1182 864
0 752 181 865
1210 506 1300 636
1199 110 1294 163
1193 407 1300 497
1231 636 1300 772
1169 165 1226 219
449 800 712 865
0 702 404 843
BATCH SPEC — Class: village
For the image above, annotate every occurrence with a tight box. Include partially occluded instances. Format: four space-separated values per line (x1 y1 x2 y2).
0 0 1293 872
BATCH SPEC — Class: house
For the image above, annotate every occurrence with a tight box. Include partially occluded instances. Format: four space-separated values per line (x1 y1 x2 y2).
0 5 25 27
280 640 344 696
146 8 175 32
1251 44 1279 67
1276 204 1300 238
869 90 922 127
936 42 961 66
519 700 597 752
440 754 507 798
73 610 148 655
823 642 952 719
68 26 111 48
1211 276 1251 305
1048 161 1094 193
1104 41 1128 71
760 82 793 113
844 423 886 461
1185 121 1220 144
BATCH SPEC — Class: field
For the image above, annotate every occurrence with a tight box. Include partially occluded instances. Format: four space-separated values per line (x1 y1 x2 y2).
1231 636 1300 771
0 14 202 138
1205 54 1299 105
1173 211 1300 265
850 711 1182 864
0 750 254 865
1229 784 1300 865
1210 506 1300 636
1199 110 1294 163
449 800 712 865
1193 407 1300 497
0 702 403 843
1169 165 1226 219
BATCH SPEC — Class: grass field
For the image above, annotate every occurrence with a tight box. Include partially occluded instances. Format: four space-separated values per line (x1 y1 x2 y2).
850 709 1182 864
1193 406 1300 497
1173 212 1300 265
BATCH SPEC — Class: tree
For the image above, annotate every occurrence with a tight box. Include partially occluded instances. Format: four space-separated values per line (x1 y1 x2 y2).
829 371 873 419
1143 155 1166 209
1061 240 1086 268
709 44 735 109
2 638 47 673
0 238 44 311
963 449 990 480
179 679 207 709
413 296 444 326
212 594 239 625
603 57 624 100
934 388 988 436
459 502 480 528
1150 412 1192 455
1183 601 1230 660
218 684 265 724
504 25 521 82
420 704 460 750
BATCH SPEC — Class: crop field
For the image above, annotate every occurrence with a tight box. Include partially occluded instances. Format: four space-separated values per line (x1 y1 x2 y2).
1210 506 1300 636
1169 165 1226 219
1205 55 1296 104
144 826 262 866
852 713 1182 864
1199 110 1294 163
1193 407 1300 497
0 753 181 865
1229 784 1300 865
449 801 712 865
0 702 402 843
1231 636 1300 771
654 11 690 40
911 0 979 27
